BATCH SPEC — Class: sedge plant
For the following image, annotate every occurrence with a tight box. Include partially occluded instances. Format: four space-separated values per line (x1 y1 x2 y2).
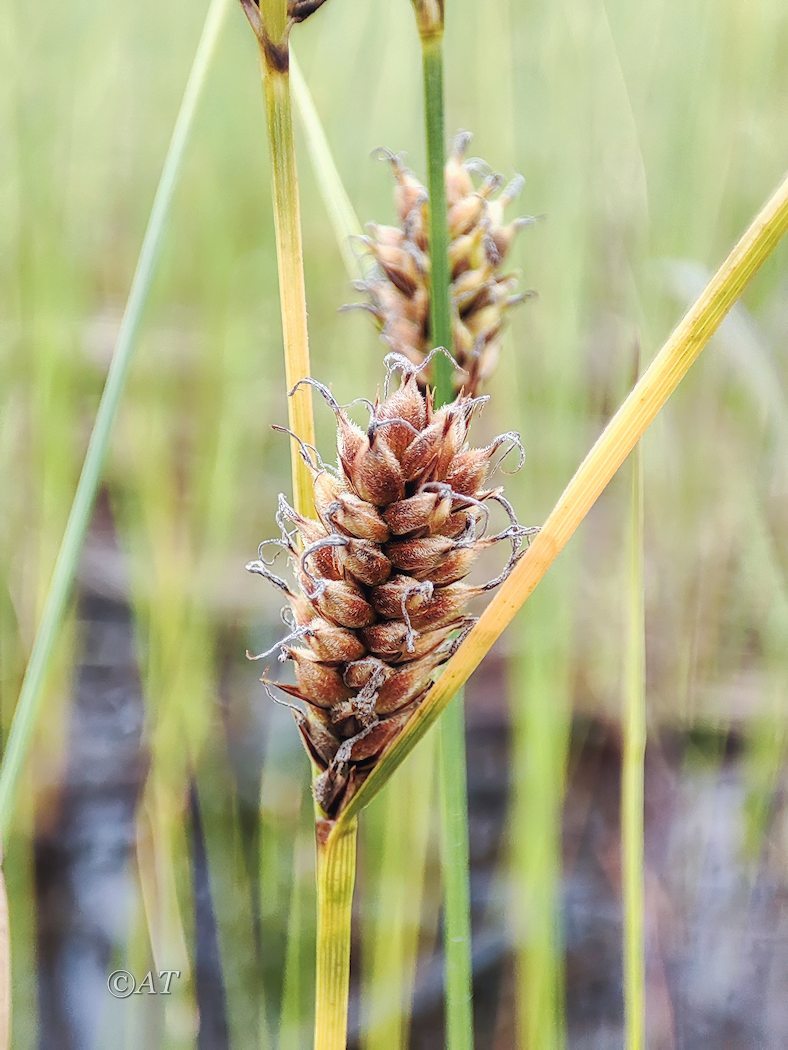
243 13 539 1050
0 2 782 1046
241 8 533 1048
238 2 788 1047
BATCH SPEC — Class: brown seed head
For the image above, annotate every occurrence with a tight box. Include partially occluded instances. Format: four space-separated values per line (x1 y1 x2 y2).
355 133 535 394
247 361 533 817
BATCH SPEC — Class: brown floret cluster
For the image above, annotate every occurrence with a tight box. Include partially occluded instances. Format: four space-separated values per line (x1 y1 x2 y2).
247 355 532 816
351 133 534 394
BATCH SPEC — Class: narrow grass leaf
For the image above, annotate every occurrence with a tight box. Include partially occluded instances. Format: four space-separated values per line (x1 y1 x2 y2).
0 0 231 839
290 54 366 275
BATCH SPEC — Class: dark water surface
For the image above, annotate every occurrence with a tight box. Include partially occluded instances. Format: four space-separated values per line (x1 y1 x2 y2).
33 596 787 1049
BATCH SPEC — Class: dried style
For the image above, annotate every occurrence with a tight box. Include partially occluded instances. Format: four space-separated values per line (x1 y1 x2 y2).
349 134 535 395
247 353 534 817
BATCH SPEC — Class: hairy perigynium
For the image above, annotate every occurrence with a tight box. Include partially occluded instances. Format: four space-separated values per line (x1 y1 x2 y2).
350 133 535 395
247 353 534 818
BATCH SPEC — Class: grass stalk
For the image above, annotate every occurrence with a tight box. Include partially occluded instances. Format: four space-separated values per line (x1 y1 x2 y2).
314 819 358 1050
242 4 353 1043
417 8 475 1046
0 0 230 842
244 0 317 517
260 56 316 517
512 632 569 1049
622 424 646 1049
421 36 454 395
332 169 788 830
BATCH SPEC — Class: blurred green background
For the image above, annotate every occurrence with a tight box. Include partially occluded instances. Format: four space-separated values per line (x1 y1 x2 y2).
1 0 786 1046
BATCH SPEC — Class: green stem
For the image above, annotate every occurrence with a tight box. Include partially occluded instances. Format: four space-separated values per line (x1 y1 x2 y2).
419 20 475 1050
622 438 646 1049
0 0 230 842
314 819 357 1050
421 36 454 395
260 59 316 519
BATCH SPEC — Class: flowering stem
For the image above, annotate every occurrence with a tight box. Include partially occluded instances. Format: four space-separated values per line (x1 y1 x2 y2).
314 819 357 1050
253 3 316 517
242 4 345 1044
244 4 356 1046
333 169 788 828
418 13 475 1049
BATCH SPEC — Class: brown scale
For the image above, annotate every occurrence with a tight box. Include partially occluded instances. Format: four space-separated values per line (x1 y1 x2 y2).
346 133 537 395
246 356 534 817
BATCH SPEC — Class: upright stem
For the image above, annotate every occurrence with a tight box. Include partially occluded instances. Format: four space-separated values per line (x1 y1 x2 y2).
418 12 475 1048
421 36 454 396
250 8 357 1041
314 819 358 1050
622 439 646 1049
257 25 316 517
244 7 355 1045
